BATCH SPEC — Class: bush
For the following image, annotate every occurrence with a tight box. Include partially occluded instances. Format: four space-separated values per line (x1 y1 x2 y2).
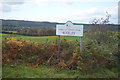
2 33 118 74
76 44 117 73
2 37 57 65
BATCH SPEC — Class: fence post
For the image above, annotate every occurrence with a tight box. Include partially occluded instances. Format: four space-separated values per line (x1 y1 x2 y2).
80 37 82 51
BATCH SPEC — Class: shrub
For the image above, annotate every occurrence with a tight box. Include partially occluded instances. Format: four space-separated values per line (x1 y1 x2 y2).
2 37 57 65
2 33 118 74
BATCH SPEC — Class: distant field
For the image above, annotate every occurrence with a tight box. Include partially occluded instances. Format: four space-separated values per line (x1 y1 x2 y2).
1 33 81 42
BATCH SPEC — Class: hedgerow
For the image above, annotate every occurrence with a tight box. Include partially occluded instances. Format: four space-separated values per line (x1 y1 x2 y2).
2 32 118 73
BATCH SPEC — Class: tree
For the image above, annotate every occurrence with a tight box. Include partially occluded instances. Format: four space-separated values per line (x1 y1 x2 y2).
90 12 111 24
88 12 112 44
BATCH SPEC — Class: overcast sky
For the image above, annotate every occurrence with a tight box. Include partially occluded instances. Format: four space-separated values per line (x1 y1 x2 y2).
0 0 119 24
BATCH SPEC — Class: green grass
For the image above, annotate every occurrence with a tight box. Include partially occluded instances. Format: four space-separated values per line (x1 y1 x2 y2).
2 64 86 78
2 64 118 78
1 33 80 42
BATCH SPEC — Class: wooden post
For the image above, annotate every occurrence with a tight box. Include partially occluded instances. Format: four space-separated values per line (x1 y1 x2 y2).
80 37 82 51
58 35 61 61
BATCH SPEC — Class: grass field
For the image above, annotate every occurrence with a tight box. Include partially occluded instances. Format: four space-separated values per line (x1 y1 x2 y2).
1 33 81 42
2 65 118 78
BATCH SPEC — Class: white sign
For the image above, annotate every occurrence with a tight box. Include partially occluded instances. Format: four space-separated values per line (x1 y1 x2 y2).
56 21 83 36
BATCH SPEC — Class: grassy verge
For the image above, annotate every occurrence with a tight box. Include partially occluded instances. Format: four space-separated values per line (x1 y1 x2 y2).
2 64 118 78
2 64 83 78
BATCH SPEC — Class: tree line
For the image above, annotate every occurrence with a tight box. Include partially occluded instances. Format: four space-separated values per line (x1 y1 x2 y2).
17 28 56 36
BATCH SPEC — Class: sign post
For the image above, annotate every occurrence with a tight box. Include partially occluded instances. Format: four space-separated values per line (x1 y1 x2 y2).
58 35 60 61
56 21 83 61
80 37 82 51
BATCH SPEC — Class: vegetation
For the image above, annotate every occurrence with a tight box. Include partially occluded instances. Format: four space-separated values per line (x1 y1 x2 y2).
2 30 119 78
2 19 118 36
3 64 117 78
1 16 119 78
2 33 80 42
17 28 56 36
1 19 57 31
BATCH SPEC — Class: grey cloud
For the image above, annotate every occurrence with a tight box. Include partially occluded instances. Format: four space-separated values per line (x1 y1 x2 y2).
1 0 25 12
1 0 25 5
2 4 11 12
